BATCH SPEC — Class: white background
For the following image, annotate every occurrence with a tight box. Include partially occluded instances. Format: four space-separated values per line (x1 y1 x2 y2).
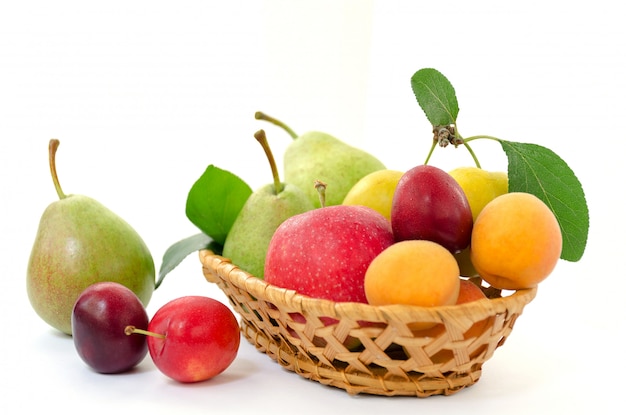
1 1 623 414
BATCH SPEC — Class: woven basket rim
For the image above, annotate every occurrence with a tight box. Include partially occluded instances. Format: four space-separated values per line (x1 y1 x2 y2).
200 249 538 323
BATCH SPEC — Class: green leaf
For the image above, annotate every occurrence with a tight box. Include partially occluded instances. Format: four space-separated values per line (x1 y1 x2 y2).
185 165 252 245
155 233 220 289
500 141 589 262
411 68 459 127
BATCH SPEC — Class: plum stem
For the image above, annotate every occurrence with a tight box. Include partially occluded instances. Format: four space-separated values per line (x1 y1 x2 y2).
48 139 67 200
423 140 437 165
254 129 283 194
125 325 166 339
254 111 298 140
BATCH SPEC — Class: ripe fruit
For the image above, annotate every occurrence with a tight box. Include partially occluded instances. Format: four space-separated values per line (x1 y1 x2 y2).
364 240 460 308
448 166 508 221
391 164 473 253
342 169 404 220
264 205 395 303
222 130 313 278
471 192 562 290
448 167 508 276
456 279 487 304
71 282 149 374
27 139 155 335
255 111 386 208
142 296 240 383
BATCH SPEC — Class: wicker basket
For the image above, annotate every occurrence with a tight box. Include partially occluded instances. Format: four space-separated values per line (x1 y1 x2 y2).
200 249 537 397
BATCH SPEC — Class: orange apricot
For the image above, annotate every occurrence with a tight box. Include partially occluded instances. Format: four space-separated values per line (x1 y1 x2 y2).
470 192 562 290
457 279 487 304
364 240 460 315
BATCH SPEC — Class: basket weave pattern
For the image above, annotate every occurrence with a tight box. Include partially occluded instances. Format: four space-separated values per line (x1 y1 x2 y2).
200 250 537 397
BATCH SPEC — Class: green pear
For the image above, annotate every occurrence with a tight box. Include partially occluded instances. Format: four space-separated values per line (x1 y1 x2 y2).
27 139 155 335
255 112 386 208
222 130 314 279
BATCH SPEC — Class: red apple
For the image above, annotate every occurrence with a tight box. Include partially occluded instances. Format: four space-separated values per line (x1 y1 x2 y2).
264 205 395 303
145 296 240 383
391 164 473 253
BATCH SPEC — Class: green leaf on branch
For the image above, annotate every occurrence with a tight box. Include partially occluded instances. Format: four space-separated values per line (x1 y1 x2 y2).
411 68 459 127
185 164 252 245
156 233 220 289
500 141 589 262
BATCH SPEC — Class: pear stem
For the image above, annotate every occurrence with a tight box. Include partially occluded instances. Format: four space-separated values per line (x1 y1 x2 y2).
314 180 327 208
254 111 298 140
124 325 166 339
48 139 67 200
254 129 283 194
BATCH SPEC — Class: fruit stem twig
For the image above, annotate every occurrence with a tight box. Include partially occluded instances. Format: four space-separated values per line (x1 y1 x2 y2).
254 111 298 140
423 133 483 169
48 139 67 200
254 129 283 194
423 140 437 165
463 134 509 168
125 325 166 339
463 134 503 143
314 180 327 208
462 141 482 169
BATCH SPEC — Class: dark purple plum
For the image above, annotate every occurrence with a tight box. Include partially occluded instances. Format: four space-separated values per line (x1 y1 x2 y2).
71 281 149 374
391 164 473 253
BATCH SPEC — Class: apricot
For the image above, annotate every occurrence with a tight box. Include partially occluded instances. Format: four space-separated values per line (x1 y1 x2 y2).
449 167 508 275
364 240 460 309
457 279 487 304
470 192 562 290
